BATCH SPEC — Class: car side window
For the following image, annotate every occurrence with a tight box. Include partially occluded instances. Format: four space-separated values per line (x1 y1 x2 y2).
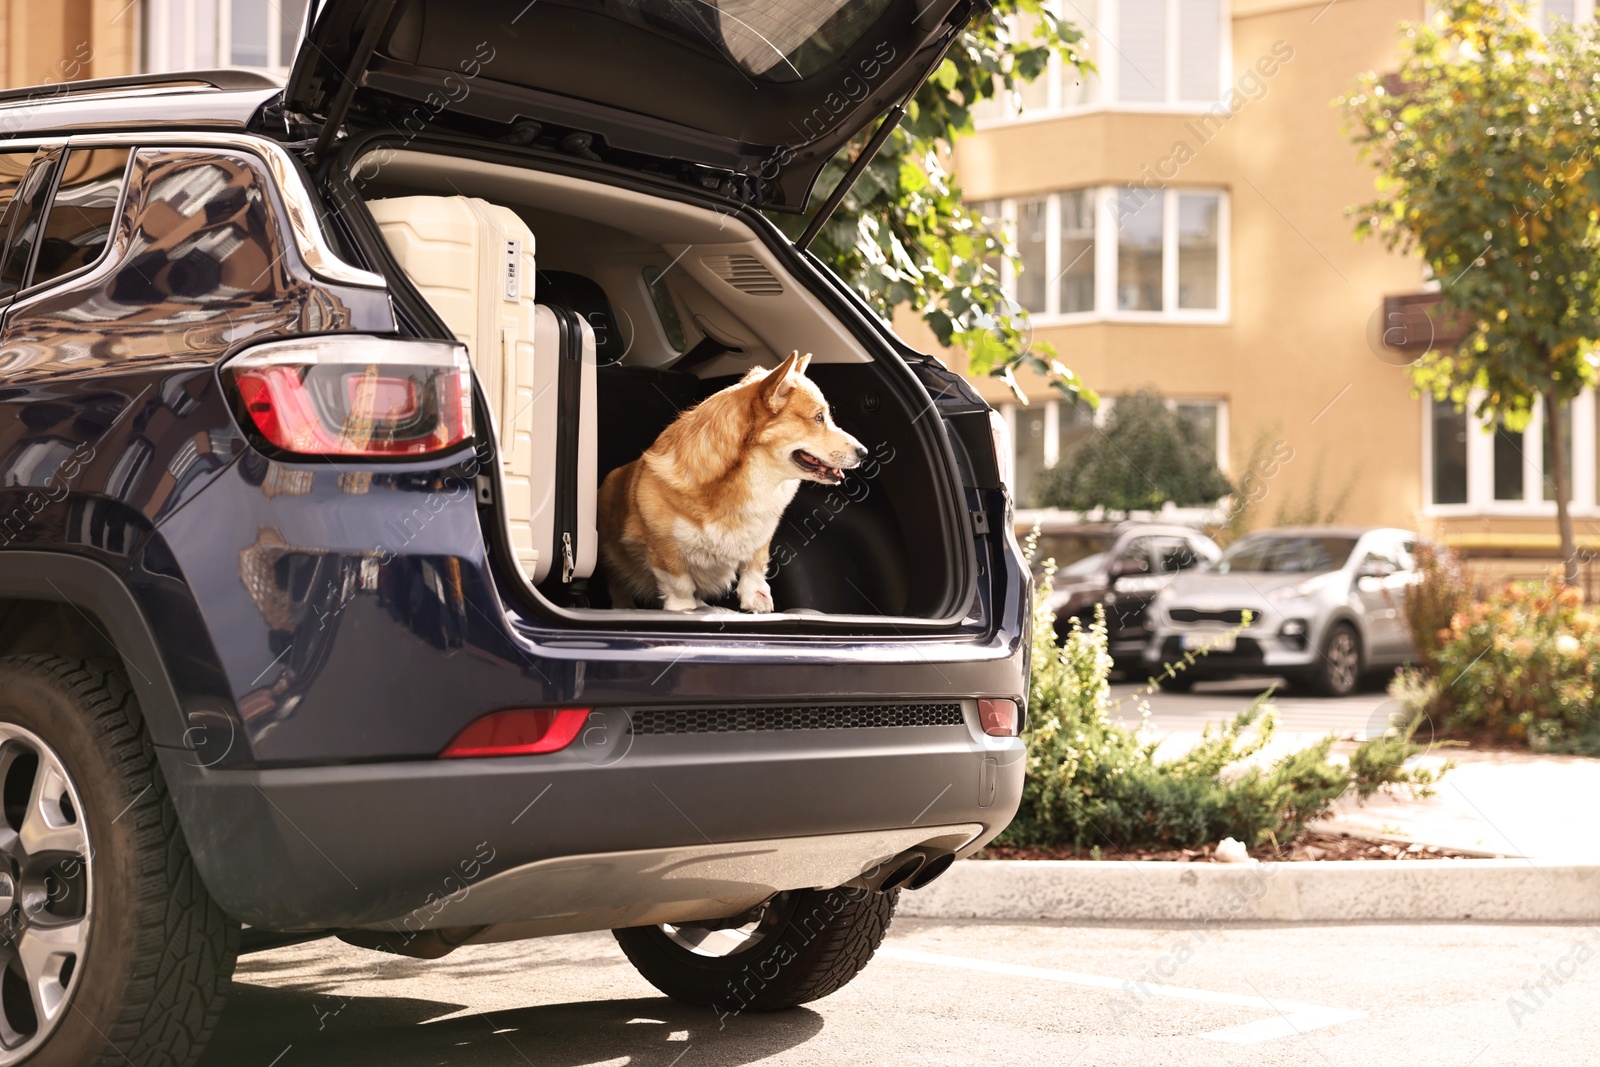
1360 545 1402 575
0 147 61 300
1395 539 1416 571
0 149 41 238
1157 537 1203 573
30 148 132 288
1116 537 1156 575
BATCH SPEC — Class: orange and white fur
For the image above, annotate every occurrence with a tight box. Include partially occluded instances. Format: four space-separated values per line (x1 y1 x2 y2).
598 351 866 612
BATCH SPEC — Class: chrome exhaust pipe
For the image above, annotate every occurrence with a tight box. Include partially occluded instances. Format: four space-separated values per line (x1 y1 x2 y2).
904 850 955 889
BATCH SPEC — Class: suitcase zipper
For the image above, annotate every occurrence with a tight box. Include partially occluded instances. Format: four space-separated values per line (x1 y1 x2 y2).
553 308 581 588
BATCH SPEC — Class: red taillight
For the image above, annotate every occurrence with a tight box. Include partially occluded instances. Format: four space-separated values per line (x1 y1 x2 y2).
440 708 590 758
978 698 1019 737
225 335 472 457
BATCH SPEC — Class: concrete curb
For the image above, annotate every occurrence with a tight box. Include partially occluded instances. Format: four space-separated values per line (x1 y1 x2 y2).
898 859 1600 923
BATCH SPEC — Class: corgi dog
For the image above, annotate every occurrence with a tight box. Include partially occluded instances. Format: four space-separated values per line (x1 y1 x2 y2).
597 351 866 612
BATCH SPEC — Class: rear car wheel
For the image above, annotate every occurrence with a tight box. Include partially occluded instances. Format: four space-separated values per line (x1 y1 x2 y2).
0 656 238 1067
1311 623 1362 697
613 886 897 1015
1153 672 1195 692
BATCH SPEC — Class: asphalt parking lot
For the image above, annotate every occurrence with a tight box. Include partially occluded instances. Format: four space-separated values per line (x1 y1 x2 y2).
201 917 1598 1067
1108 677 1395 745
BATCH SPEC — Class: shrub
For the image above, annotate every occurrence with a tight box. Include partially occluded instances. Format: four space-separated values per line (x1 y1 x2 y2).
999 558 1444 851
1403 542 1470 670
1427 580 1600 749
1031 389 1233 512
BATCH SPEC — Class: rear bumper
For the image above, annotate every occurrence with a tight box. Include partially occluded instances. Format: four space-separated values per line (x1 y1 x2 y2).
159 709 1023 932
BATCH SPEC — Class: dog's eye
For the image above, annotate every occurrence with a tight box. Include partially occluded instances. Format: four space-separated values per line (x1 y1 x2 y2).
813 412 825 424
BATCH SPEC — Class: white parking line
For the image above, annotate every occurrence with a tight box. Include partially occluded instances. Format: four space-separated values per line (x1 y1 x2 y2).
877 947 1365 1043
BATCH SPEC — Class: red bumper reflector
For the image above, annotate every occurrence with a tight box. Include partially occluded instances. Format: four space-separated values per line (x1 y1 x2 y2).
978 698 1019 737
440 708 590 758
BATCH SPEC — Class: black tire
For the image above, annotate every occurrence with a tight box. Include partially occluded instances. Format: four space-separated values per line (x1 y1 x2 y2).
1154 673 1195 693
0 655 238 1067
613 886 897 1016
1312 623 1363 697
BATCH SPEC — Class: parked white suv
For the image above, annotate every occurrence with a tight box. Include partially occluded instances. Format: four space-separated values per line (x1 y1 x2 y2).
1144 526 1420 696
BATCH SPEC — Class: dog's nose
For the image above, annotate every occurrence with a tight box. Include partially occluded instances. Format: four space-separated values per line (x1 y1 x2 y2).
854 445 869 462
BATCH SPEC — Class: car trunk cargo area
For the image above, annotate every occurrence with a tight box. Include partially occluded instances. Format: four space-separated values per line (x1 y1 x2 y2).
341 146 973 628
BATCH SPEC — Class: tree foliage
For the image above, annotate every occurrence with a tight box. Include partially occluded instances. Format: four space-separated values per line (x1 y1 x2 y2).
770 2 1097 404
1031 390 1233 511
1343 0 1600 579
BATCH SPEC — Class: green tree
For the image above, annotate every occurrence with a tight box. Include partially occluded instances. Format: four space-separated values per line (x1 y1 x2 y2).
1031 389 1233 511
771 2 1097 405
1344 0 1600 583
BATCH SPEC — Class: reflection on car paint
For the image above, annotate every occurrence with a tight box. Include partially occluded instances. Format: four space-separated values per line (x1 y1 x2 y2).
0 148 390 381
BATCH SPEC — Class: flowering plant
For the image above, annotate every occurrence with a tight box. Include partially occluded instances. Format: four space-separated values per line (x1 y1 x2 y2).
1429 581 1600 749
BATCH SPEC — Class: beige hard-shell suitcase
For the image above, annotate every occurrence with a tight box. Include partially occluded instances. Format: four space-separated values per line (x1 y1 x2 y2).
366 195 597 588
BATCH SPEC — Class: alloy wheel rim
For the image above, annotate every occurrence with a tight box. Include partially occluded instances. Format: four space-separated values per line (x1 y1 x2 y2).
659 893 791 958
0 724 92 1062
1327 633 1359 692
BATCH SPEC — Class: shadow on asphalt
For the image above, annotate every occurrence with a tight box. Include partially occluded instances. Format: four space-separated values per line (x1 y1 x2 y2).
199 982 824 1066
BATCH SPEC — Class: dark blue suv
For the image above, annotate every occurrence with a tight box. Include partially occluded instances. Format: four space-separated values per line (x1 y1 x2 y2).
0 2 1028 1063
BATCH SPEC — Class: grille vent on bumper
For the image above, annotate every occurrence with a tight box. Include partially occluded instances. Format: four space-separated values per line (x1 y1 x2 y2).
1169 608 1252 625
627 702 965 735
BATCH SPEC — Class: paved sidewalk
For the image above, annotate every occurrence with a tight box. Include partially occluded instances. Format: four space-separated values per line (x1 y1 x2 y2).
1109 678 1600 862
1315 748 1600 861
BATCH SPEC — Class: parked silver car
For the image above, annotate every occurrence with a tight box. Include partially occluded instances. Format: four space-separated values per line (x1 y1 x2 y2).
1144 526 1420 696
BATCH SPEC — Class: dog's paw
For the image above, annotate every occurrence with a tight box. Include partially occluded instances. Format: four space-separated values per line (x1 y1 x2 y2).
739 584 775 614
661 595 699 612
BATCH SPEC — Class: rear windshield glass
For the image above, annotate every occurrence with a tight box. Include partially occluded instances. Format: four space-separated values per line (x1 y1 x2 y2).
1215 536 1359 574
597 0 896 79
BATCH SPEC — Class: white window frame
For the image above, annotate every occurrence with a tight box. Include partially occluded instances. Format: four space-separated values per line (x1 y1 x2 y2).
143 0 304 75
993 186 1229 324
974 0 1233 128
1423 390 1600 516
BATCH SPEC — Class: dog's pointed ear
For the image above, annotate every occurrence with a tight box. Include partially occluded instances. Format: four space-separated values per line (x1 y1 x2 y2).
760 351 803 410
796 352 813 374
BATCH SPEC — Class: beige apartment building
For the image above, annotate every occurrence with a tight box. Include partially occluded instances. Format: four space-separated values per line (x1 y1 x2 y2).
4 0 1598 572
924 0 1600 574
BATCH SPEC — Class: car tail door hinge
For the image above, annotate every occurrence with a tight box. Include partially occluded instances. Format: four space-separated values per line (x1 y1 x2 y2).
971 509 991 535
475 474 494 505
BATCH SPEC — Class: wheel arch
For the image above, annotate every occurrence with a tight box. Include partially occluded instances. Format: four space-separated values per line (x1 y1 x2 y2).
0 551 189 750
1322 608 1365 649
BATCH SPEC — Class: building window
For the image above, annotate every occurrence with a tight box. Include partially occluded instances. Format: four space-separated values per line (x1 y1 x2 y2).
972 0 1228 123
982 187 1227 321
1426 392 1600 513
1533 0 1595 30
1005 396 1226 507
143 0 310 75
1117 189 1163 311
1058 189 1096 313
1431 402 1468 505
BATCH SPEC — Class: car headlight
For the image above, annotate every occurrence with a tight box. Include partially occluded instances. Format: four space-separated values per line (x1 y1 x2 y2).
1266 575 1329 601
